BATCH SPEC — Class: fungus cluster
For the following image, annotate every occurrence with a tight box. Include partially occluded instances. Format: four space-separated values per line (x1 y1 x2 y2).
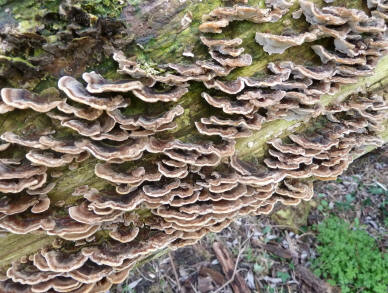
1 88 385 292
197 0 387 139
199 2 294 33
257 0 387 55
0 0 387 291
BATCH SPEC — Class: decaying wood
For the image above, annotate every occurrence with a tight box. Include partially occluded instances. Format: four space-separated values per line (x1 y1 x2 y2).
295 265 339 293
251 238 293 259
213 241 251 293
0 0 387 291
199 266 227 287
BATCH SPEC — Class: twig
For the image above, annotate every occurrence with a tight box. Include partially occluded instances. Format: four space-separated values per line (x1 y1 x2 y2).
190 282 200 293
169 251 182 292
135 268 153 283
297 232 315 238
213 235 252 293
270 224 306 234
164 274 180 291
285 232 299 262
213 269 245 293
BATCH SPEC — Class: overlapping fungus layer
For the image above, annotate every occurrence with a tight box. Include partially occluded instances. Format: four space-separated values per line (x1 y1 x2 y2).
0 0 387 291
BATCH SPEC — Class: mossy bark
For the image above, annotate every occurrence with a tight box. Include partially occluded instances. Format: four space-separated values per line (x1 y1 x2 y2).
0 0 387 271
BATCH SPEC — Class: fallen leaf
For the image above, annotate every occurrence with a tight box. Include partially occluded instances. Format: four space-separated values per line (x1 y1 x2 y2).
127 278 142 289
246 270 255 289
198 276 215 292
199 266 226 286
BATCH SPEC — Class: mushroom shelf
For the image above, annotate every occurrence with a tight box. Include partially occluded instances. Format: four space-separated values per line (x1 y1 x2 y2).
0 0 387 292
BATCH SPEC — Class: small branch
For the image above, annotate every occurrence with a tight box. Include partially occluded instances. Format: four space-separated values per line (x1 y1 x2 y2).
270 224 307 234
135 268 153 283
213 268 245 293
251 238 293 259
295 265 338 293
297 232 315 238
190 282 200 293
213 235 252 293
169 251 182 292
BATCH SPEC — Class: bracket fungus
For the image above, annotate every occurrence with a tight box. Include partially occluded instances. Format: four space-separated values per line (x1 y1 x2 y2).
58 76 128 111
0 0 387 291
255 30 320 54
0 88 62 113
82 71 144 93
199 4 291 33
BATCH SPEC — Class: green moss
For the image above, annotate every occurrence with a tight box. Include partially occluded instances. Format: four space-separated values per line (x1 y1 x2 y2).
128 0 367 77
271 200 312 231
0 55 35 69
121 97 148 116
136 0 224 63
33 76 59 92
49 158 107 203
79 0 128 18
0 234 54 268
2 0 62 32
87 55 120 79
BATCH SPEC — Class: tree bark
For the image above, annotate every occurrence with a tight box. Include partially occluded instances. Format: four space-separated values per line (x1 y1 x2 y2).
0 0 387 290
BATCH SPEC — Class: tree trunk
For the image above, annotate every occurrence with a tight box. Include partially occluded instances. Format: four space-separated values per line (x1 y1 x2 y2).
0 0 386 291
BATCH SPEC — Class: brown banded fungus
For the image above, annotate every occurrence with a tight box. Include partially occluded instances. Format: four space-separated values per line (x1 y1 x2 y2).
107 105 184 133
26 150 77 168
82 71 143 93
132 86 188 103
30 196 51 214
255 30 320 54
199 4 290 33
1 88 62 113
146 137 236 167
58 76 128 111
57 99 103 121
299 0 367 25
0 0 387 291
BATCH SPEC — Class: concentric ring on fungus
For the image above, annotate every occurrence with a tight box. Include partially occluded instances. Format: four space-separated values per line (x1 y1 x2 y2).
0 0 387 291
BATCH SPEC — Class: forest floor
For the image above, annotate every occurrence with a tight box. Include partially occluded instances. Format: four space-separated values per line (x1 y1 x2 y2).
112 145 388 293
